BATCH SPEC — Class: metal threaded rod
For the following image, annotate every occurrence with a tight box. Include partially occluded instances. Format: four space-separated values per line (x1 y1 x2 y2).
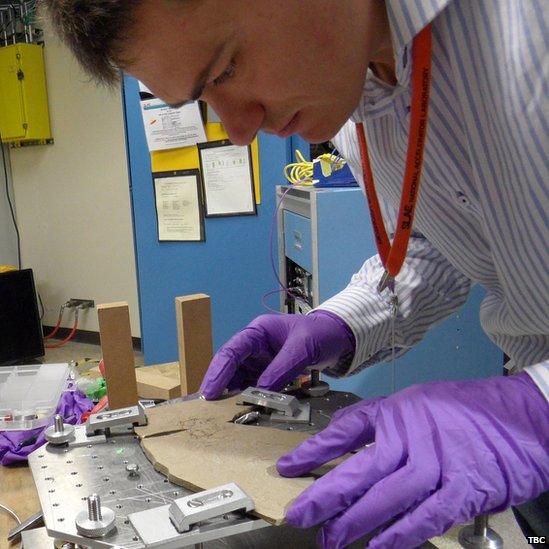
54 414 64 433
87 494 102 521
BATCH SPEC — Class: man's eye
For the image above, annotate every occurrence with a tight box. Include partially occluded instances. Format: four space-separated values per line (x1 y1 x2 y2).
213 62 236 86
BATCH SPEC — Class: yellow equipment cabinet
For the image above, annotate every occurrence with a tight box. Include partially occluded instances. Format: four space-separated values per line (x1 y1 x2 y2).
0 43 52 145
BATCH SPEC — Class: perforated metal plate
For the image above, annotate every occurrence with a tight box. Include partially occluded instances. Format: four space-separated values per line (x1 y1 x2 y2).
28 391 363 548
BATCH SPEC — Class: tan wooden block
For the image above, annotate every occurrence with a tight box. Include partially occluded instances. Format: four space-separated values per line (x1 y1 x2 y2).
175 294 213 395
97 301 138 409
136 362 181 400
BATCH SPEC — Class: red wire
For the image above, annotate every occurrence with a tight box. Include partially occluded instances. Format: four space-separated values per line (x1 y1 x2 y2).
43 306 65 340
45 310 79 349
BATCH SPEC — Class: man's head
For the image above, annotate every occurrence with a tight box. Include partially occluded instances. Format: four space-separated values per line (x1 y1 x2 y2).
41 0 391 145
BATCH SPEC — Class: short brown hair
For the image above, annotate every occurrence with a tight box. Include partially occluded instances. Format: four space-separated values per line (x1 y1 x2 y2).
39 0 141 85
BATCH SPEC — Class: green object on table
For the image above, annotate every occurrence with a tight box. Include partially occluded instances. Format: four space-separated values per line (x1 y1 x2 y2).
86 378 107 401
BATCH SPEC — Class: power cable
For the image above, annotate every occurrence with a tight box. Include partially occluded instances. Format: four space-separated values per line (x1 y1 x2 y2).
37 290 44 320
0 128 21 269
0 501 21 524
45 307 79 348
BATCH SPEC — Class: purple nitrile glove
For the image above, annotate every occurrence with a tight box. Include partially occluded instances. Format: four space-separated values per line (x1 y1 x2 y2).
277 371 549 549
0 390 93 466
200 311 355 400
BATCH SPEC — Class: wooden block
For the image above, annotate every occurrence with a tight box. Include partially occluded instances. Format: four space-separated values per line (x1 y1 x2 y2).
97 301 139 409
135 362 181 400
175 294 213 395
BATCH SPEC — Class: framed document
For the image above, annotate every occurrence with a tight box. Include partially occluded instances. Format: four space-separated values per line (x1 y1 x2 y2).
198 140 257 217
152 169 205 242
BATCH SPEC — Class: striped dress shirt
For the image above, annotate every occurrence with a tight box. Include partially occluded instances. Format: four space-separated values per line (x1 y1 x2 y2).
317 0 549 400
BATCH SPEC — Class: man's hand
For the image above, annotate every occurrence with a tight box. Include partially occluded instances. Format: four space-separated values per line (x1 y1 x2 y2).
277 372 549 549
200 311 355 400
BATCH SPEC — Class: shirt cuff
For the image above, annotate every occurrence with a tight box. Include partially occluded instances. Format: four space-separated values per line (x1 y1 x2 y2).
524 362 549 402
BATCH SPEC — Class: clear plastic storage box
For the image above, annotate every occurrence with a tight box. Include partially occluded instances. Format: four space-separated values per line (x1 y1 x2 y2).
0 363 70 431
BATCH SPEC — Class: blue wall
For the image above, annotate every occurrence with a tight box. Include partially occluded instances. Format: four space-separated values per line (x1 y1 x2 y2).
123 76 289 363
123 78 502 391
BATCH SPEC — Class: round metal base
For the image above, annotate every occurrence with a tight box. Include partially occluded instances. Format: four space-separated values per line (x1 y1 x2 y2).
458 524 504 549
75 507 116 538
45 423 75 444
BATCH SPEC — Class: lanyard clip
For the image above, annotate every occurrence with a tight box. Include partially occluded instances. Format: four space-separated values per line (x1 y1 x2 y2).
377 270 395 294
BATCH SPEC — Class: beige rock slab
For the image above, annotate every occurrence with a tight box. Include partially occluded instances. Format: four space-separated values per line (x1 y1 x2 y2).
141 423 314 525
135 396 248 439
136 396 337 525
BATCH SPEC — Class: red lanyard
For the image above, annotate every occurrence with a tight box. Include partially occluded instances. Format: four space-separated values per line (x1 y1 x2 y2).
356 25 433 293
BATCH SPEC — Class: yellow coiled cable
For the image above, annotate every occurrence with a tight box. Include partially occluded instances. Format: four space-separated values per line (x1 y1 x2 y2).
284 150 346 185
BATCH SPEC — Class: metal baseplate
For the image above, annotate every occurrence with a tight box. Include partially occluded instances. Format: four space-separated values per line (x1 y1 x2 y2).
27 390 361 547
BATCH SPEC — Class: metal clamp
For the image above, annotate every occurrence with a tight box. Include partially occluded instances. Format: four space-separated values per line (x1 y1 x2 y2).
85 401 148 435
237 387 311 424
169 483 254 533
237 387 299 417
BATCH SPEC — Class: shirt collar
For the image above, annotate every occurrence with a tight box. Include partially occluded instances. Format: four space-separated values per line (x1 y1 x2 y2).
351 0 451 122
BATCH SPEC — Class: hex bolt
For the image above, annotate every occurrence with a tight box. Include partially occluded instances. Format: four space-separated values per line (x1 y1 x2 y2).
75 494 116 538
126 463 140 477
45 415 75 445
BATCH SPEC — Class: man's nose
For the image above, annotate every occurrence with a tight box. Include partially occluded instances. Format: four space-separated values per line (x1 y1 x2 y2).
205 93 266 146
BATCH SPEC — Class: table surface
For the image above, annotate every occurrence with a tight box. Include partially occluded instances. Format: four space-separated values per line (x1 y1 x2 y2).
0 465 39 549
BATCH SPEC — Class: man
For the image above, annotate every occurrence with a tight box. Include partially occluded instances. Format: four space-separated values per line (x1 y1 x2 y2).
43 1 548 547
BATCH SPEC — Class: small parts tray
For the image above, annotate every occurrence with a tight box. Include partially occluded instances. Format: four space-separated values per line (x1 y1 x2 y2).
0 363 69 431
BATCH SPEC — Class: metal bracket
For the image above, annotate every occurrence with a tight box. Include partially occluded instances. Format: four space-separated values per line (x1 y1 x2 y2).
169 483 254 533
270 402 311 424
69 424 107 447
237 387 311 424
85 401 148 436
237 388 299 417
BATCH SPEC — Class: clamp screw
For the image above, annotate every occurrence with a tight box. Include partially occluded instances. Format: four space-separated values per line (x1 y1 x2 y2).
75 494 116 538
126 463 140 477
45 414 75 445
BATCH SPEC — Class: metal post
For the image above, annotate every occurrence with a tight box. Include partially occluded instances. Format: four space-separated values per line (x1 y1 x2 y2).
474 514 489 538
459 514 504 549
54 414 64 433
87 495 102 522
